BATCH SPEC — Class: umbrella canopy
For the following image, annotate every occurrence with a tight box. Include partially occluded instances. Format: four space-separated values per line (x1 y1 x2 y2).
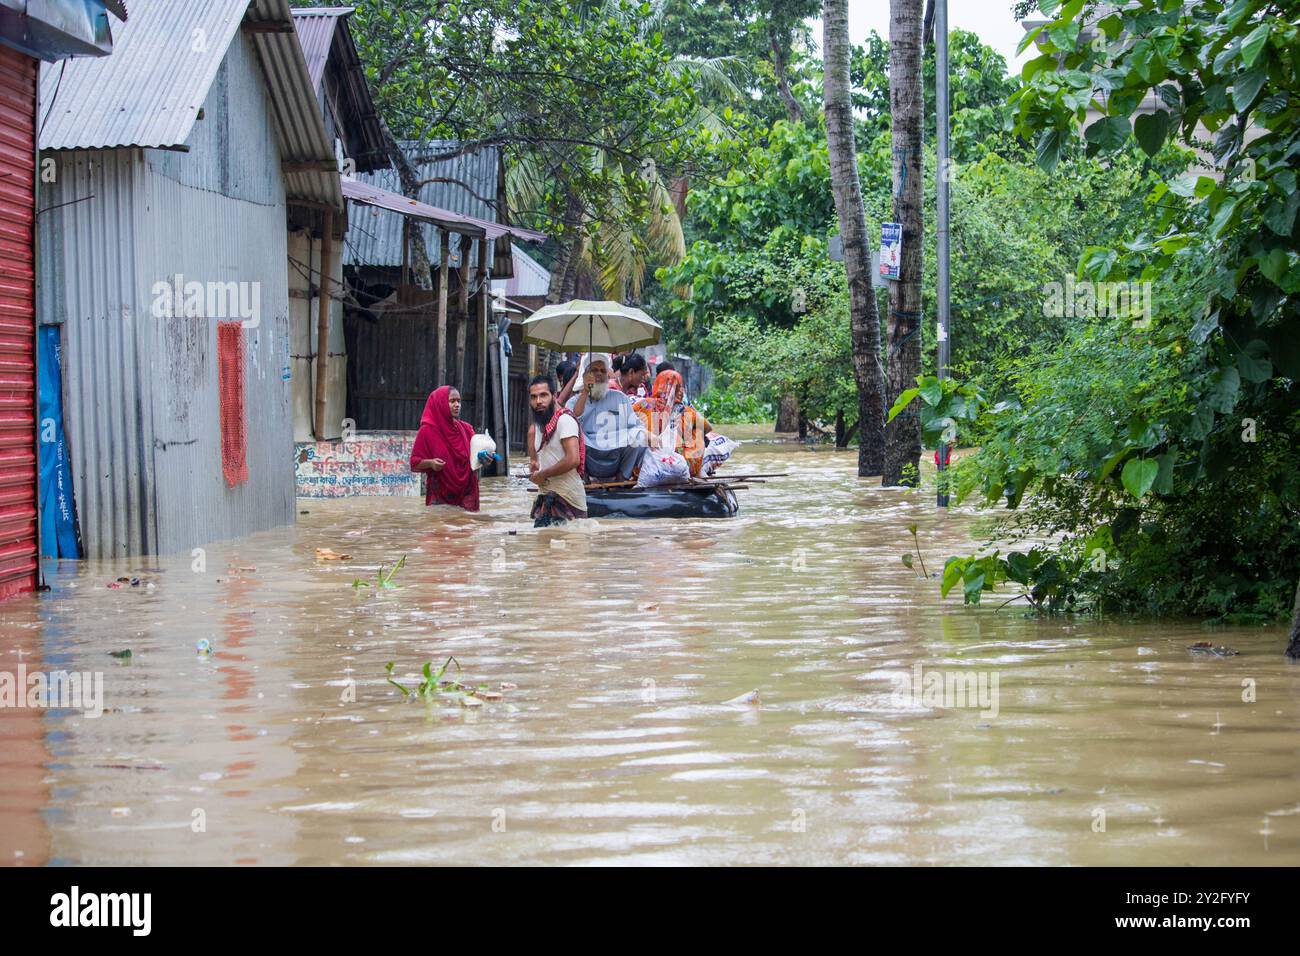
521 300 662 352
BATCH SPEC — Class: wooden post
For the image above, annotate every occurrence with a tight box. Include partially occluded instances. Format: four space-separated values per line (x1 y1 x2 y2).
489 334 508 474
435 228 449 385
401 218 410 286
476 239 489 431
313 210 334 440
454 239 470 390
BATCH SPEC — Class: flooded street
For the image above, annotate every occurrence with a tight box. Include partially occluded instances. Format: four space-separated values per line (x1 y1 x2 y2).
2 428 1297 866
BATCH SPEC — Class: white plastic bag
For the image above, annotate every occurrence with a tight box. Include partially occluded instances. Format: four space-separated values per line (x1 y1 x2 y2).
701 434 739 475
636 449 690 488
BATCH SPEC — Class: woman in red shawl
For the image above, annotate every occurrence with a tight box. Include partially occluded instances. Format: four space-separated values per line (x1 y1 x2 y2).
410 386 479 511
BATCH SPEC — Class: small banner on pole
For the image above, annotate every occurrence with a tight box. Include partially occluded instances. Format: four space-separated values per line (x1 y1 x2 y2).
879 222 902 280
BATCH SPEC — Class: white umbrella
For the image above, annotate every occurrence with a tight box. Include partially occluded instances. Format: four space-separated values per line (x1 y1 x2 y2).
521 299 661 352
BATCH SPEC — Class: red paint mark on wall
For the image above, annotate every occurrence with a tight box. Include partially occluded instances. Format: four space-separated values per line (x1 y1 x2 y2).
217 322 247 486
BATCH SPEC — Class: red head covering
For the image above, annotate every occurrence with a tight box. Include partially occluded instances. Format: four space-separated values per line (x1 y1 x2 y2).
409 386 479 511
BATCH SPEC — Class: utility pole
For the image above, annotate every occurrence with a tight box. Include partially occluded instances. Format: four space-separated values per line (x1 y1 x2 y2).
935 0 952 507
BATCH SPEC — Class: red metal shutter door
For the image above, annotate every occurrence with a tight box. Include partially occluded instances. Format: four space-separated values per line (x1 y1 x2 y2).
0 46 39 599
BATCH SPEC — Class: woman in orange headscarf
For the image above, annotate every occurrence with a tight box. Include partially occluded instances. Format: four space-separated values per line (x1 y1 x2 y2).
632 370 714 477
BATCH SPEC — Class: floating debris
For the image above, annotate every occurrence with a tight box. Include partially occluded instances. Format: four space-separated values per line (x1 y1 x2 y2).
385 657 513 710
196 639 212 657
352 554 406 590
315 547 351 561
1188 642 1239 657
108 649 132 660
723 689 760 706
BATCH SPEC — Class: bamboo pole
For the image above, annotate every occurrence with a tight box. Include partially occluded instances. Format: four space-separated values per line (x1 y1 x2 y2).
455 241 470 389
313 210 334 440
401 218 410 285
476 239 489 431
435 228 449 385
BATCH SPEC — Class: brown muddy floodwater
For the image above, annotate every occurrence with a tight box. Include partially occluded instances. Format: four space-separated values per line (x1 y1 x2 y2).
1 427 1297 866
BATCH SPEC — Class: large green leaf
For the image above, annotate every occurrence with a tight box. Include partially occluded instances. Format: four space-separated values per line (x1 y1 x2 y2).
1237 339 1273 383
887 387 920 423
1035 128 1063 172
1084 115 1131 151
1017 24 1045 56
1134 110 1170 157
1209 366 1241 413
1240 22 1269 67
1120 457 1159 499
1258 248 1290 285
1231 67 1267 111
941 558 965 599
1209 196 1239 237
1263 193 1300 237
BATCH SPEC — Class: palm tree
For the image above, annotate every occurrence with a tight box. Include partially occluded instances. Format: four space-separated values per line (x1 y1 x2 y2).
511 0 748 306
823 0 887 476
882 0 924 487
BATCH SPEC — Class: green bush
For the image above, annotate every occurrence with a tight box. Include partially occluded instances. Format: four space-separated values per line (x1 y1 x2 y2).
694 383 774 424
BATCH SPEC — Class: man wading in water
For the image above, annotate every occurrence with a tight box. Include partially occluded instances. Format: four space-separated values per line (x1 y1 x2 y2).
526 374 587 526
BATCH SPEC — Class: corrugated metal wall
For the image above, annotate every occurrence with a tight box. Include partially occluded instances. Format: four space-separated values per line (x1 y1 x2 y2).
37 31 295 558
342 140 499 271
344 306 477 430
0 46 39 597
36 149 156 557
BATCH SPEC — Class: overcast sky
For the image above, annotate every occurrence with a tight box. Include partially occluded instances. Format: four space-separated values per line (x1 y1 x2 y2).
811 1 1035 74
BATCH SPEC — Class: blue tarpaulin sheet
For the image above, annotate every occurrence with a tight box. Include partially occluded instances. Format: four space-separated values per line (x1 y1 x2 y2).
38 325 80 559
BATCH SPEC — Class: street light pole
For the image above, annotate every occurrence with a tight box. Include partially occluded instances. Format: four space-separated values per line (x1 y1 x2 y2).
935 0 951 508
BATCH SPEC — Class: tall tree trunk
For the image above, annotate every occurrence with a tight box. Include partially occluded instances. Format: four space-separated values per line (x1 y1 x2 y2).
768 26 805 124
775 393 800 432
882 0 924 487
542 190 584 376
823 0 886 476
380 116 433 290
545 189 584 306
1286 576 1300 659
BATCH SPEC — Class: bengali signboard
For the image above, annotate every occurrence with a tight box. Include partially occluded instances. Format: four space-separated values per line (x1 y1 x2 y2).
295 432 422 498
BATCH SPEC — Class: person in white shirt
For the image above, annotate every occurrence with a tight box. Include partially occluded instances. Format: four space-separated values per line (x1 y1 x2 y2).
566 353 648 481
526 374 587 526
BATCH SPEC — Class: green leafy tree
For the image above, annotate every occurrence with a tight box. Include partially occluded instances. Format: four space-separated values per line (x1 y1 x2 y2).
919 0 1300 650
328 0 729 300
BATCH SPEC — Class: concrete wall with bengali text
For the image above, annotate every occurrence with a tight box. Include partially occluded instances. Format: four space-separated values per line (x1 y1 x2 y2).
295 431 422 498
